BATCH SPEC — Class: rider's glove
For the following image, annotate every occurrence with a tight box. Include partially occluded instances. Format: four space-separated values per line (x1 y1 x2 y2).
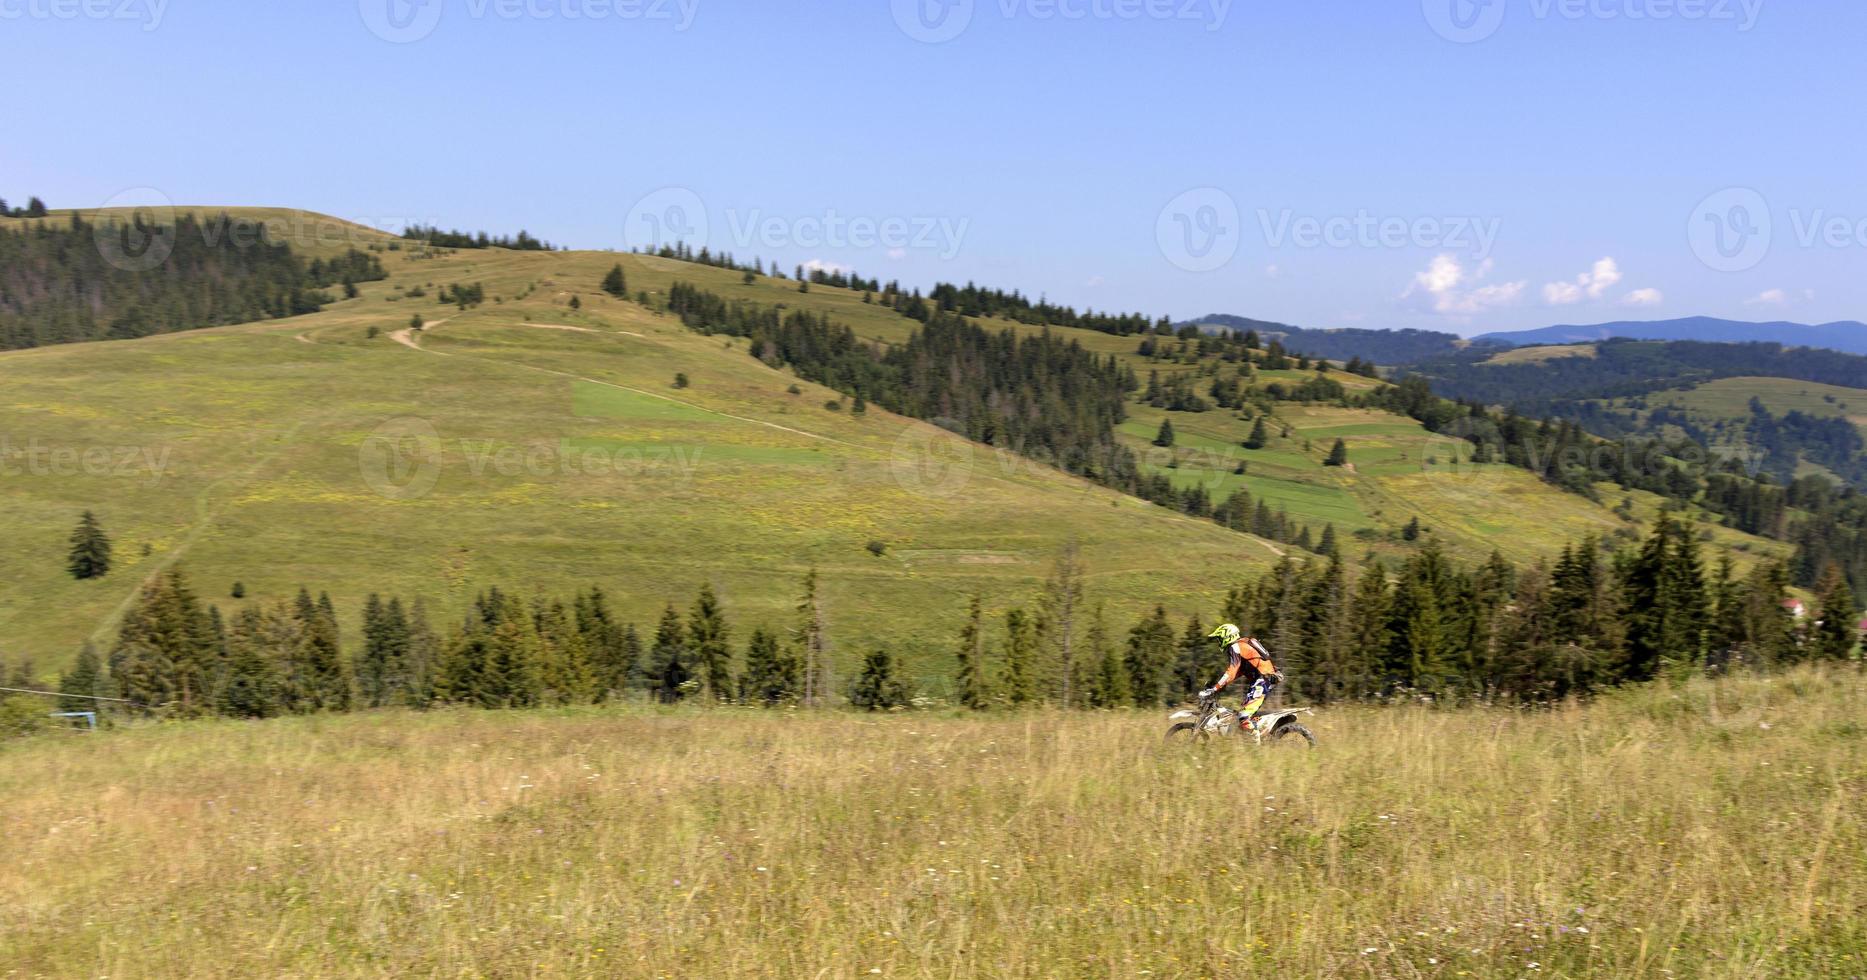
1197 687 1216 700
1268 671 1285 686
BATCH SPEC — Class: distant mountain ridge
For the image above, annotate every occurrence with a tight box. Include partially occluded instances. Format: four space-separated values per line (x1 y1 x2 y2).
1187 314 1484 365
1477 317 1867 356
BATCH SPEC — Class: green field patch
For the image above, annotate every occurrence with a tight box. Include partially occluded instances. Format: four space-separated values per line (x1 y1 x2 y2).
571 381 724 422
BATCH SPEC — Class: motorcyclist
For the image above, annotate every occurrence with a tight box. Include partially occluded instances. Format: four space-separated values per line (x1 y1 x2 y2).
1198 623 1283 730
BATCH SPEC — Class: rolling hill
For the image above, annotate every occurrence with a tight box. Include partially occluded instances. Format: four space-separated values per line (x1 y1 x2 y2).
0 209 1792 685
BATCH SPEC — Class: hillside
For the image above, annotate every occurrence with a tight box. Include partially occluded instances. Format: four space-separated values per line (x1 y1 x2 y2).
1476 316 1867 356
0 210 1795 686
0 212 1283 685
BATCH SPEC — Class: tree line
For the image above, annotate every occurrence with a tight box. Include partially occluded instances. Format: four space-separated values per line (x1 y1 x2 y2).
0 195 49 218
400 225 554 251
39 566 851 720
0 213 369 350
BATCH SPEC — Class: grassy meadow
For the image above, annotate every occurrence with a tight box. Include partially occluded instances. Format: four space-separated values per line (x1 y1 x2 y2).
3 668 1864 977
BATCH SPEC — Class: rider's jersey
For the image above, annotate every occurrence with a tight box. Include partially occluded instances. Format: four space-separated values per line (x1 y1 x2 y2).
1210 637 1276 692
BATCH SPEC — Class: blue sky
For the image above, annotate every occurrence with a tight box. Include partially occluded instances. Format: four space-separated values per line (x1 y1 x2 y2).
3 0 1862 335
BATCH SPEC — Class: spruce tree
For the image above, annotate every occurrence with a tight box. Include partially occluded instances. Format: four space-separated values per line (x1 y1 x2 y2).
601 263 628 297
67 511 112 580
1123 606 1176 706
954 596 992 709
1000 609 1037 706
849 648 910 710
647 604 692 703
1084 604 1130 708
57 643 107 713
1813 564 1860 662
1153 418 1175 448
1244 417 1269 450
689 583 733 699
1324 438 1349 466
738 628 799 705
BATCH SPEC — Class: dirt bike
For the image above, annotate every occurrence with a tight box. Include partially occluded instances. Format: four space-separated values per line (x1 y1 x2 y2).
1165 693 1316 748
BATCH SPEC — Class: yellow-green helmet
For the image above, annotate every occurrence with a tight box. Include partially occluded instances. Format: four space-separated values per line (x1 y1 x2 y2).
1208 623 1241 643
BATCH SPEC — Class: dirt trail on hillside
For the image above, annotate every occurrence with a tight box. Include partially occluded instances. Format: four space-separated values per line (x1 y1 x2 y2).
388 318 452 351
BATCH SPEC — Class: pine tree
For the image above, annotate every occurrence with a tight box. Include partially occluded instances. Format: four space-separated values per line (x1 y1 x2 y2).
849 648 910 710
535 598 595 705
738 628 800 705
293 588 351 711
1000 609 1037 706
1123 605 1177 706
1813 564 1860 662
601 263 628 297
688 583 733 700
647 604 692 703
1083 604 1130 708
794 569 830 706
67 511 112 580
111 568 218 714
57 643 108 713
219 607 283 719
1244 417 1269 450
954 596 992 709
1153 418 1175 448
1317 523 1339 559
1037 544 1085 707
1324 438 1349 466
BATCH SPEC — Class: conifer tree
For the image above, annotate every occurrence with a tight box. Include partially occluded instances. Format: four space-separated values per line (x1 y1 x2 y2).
738 628 800 705
219 607 283 719
293 588 351 711
689 583 733 699
535 598 595 705
1153 418 1175 448
1324 438 1349 466
1813 564 1860 662
67 511 112 580
601 263 628 297
794 569 829 706
1123 605 1176 706
647 604 692 703
849 648 910 710
1037 544 1085 706
1244 417 1269 450
1000 609 1037 706
954 596 992 709
57 643 108 713
1083 604 1130 708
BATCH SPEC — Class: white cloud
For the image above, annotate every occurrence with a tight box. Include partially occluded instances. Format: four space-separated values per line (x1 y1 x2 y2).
1401 254 1525 316
1746 288 1789 306
1084 275 1106 288
1543 256 1622 305
1621 288 1664 307
802 258 848 275
1264 264 1281 278
885 248 907 260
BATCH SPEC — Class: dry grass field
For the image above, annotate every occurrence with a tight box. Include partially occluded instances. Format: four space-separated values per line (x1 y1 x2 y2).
3 668 1863 978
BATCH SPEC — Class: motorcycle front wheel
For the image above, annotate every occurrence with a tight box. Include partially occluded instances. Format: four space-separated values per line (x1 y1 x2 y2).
1271 723 1316 748
1164 722 1210 744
